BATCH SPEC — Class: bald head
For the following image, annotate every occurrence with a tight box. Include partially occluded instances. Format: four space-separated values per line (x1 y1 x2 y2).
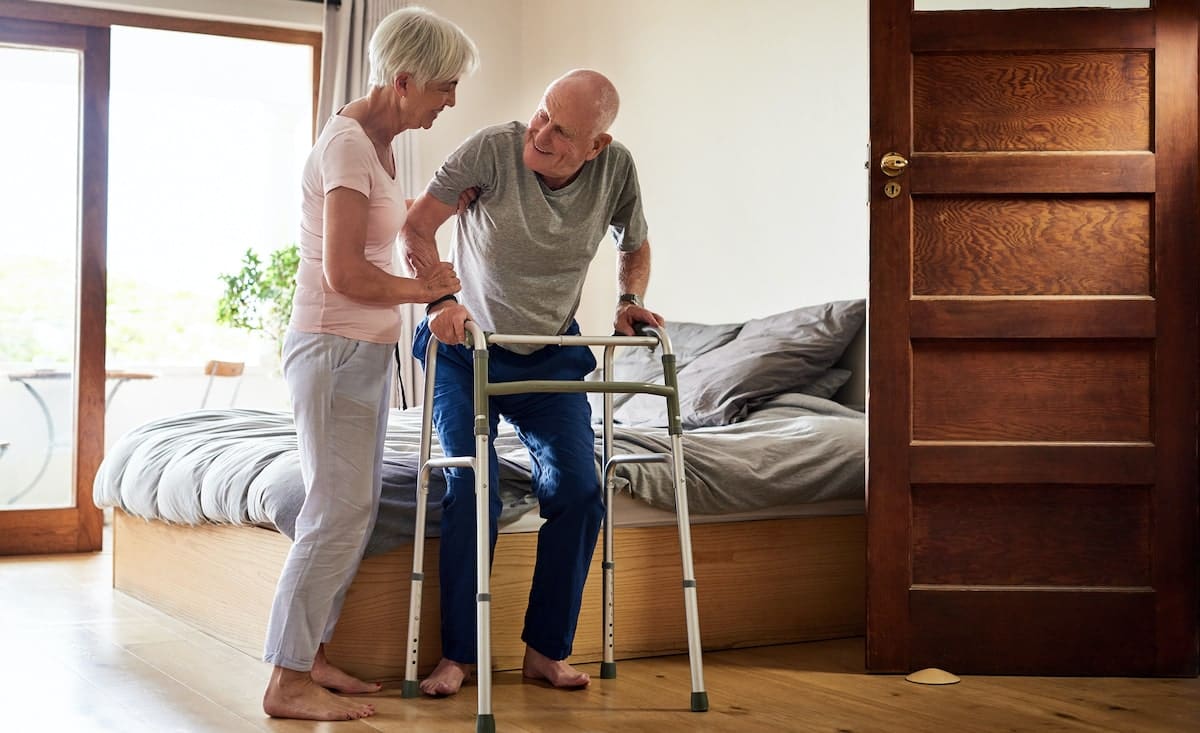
545 69 620 137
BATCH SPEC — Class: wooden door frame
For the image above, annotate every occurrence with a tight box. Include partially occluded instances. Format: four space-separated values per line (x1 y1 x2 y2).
1150 0 1199 674
0 17 107 554
0 0 320 554
867 0 1199 675
0 0 323 136
866 0 912 673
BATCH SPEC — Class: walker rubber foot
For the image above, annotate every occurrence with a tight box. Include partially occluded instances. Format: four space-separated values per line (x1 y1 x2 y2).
476 713 496 733
401 680 420 698
600 661 617 679
691 691 709 712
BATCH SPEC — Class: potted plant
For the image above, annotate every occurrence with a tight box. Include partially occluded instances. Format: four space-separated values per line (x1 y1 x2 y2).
216 244 299 363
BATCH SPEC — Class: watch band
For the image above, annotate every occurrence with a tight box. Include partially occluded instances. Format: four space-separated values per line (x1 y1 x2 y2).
618 293 643 307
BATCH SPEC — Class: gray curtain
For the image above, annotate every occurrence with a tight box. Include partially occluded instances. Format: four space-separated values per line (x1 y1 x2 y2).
317 0 425 408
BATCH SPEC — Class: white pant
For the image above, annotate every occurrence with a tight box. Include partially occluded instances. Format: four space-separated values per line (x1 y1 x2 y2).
263 330 393 671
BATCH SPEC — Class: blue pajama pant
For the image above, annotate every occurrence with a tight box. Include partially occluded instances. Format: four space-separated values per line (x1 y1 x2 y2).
414 319 604 663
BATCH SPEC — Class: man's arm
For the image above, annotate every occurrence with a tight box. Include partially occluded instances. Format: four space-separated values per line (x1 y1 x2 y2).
614 239 665 335
323 187 458 305
618 239 652 298
401 193 459 275
402 192 475 345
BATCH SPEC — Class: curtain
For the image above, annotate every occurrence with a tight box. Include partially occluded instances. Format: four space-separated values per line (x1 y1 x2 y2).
317 0 426 408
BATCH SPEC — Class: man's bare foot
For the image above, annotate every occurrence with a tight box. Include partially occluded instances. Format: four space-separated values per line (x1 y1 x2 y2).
420 657 471 696
522 646 590 689
312 644 382 694
262 666 376 721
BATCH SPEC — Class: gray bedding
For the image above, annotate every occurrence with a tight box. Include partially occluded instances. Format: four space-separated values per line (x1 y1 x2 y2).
93 393 864 558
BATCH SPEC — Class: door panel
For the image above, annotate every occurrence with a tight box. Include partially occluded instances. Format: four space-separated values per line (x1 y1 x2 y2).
912 484 1151 586
914 52 1152 152
909 590 1155 676
913 198 1151 296
868 0 1198 675
912 341 1151 441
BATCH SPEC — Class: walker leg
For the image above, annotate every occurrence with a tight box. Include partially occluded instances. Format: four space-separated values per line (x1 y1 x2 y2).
601 346 618 680
475 429 493 727
601 474 617 680
669 433 708 712
401 464 430 698
405 336 443 699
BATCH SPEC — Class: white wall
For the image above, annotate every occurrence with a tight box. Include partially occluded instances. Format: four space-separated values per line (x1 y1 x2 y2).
516 0 869 333
414 0 526 193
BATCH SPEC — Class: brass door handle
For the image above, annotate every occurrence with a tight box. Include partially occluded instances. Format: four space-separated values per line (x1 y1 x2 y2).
880 152 909 177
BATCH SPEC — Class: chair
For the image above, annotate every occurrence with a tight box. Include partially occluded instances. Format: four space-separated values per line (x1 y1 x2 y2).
200 361 244 408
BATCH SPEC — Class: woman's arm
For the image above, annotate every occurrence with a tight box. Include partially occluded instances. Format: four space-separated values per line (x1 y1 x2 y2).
323 187 458 304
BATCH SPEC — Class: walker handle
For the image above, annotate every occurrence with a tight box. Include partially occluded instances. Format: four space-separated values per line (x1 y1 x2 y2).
612 322 667 352
613 322 656 338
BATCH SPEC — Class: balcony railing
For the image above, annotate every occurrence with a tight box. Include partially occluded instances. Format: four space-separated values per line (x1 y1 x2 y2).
0 364 289 509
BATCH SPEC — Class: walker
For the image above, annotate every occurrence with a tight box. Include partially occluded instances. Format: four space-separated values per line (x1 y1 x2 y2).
401 321 708 732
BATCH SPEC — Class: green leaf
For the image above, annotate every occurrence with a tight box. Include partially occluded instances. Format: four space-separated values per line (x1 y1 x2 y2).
215 244 298 353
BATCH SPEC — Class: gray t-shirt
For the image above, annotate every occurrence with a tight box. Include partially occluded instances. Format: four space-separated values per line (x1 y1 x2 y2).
426 122 648 353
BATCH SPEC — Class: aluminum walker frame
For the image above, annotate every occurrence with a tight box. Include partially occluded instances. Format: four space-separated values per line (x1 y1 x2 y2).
401 321 708 732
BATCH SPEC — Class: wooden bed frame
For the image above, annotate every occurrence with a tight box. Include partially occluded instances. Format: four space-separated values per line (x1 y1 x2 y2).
113 509 865 679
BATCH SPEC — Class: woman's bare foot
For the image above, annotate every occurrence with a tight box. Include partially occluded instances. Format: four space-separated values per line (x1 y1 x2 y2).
312 644 382 694
262 666 376 721
522 646 590 689
420 657 471 696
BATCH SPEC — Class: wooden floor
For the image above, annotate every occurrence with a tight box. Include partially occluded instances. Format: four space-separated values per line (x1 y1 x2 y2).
2 529 1197 732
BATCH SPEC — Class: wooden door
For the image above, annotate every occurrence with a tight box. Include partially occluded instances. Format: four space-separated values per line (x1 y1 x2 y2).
0 16 107 554
868 1 1197 675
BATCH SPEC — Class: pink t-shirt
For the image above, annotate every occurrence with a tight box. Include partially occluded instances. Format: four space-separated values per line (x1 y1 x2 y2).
290 114 406 344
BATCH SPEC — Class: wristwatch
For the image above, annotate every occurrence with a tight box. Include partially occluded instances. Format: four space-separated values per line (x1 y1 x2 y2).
618 293 643 308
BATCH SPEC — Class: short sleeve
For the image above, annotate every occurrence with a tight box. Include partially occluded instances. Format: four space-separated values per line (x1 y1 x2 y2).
320 128 375 197
427 127 497 207
609 151 648 252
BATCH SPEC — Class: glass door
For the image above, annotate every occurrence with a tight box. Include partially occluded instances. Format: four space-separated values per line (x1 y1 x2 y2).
0 18 107 553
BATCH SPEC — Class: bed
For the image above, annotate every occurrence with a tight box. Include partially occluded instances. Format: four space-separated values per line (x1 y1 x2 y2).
95 299 867 679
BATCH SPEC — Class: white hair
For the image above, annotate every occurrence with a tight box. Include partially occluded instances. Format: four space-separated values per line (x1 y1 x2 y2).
368 6 479 89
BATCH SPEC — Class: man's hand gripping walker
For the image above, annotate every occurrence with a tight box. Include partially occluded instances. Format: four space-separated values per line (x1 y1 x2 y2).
402 321 708 733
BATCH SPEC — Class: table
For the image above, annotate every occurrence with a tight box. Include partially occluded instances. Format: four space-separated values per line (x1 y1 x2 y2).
5 369 156 504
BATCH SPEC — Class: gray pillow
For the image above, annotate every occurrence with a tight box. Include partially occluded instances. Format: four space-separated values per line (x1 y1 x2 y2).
613 300 865 427
798 367 853 400
588 320 742 417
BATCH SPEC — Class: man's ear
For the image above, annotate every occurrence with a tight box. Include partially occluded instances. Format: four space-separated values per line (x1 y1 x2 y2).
587 133 613 161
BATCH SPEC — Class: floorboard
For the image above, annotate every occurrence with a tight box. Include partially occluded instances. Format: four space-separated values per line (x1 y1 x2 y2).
1 528 1195 732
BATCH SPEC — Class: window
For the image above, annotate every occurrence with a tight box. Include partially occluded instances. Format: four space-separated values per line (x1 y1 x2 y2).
0 8 317 519
107 26 313 388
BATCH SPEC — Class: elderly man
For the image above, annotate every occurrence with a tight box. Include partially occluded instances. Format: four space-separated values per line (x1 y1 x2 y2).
402 68 663 696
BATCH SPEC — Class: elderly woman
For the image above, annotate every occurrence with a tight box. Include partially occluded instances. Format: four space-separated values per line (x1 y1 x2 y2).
261 7 477 721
